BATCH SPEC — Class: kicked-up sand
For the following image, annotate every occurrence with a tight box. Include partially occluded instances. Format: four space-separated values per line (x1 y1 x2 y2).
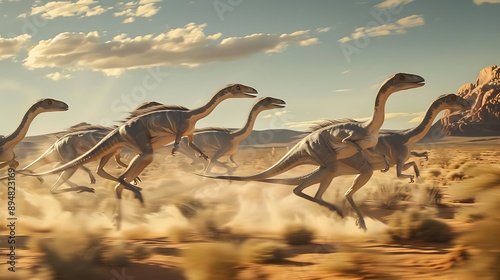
0 135 499 279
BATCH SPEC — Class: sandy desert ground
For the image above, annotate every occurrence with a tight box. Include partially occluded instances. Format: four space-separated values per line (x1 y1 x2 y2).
1 135 500 280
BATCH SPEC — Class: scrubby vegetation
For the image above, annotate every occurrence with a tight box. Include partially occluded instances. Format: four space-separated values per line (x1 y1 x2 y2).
239 239 288 264
453 164 500 279
281 224 315 245
387 207 454 243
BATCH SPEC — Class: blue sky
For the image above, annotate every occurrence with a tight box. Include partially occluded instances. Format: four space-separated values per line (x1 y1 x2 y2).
0 0 499 136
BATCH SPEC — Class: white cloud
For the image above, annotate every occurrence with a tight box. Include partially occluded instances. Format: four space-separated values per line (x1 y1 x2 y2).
0 34 31 60
114 0 160 23
24 23 318 76
46 71 71 80
262 110 290 119
408 116 423 123
474 0 500 4
24 0 110 19
341 69 351 75
338 15 424 43
375 0 414 10
316 27 331 33
333 89 352 92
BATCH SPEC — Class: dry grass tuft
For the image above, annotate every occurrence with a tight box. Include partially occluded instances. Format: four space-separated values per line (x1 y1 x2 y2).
425 168 442 178
319 246 389 278
281 224 315 245
371 179 411 209
387 207 454 243
29 228 153 279
239 239 288 264
181 242 239 280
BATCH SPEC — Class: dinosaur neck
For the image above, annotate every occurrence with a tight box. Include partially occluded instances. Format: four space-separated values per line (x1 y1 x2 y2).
189 88 229 122
405 103 444 143
230 106 264 143
4 103 43 146
364 83 393 133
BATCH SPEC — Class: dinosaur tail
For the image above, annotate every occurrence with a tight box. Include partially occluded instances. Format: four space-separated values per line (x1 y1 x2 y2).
256 167 320 185
0 143 59 181
198 145 311 181
18 132 123 177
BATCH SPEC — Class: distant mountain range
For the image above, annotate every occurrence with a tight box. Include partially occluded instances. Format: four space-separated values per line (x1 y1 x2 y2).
428 65 500 137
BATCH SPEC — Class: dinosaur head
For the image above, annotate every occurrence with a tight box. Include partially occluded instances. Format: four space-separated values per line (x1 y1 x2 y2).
386 73 425 92
255 97 286 111
439 93 472 111
37 98 69 112
223 84 258 98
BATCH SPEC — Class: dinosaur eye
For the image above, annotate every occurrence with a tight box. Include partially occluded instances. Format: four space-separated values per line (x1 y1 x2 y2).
399 74 405 81
452 96 456 101
236 85 241 90
47 100 52 105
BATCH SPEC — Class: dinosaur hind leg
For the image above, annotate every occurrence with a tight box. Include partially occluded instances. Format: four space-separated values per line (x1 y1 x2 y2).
292 167 344 218
113 153 153 230
79 165 96 184
49 167 95 194
344 164 374 231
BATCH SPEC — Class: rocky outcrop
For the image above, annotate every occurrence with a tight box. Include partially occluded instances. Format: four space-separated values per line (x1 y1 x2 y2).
439 65 500 136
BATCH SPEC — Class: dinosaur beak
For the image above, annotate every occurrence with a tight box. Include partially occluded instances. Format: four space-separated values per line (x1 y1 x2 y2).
271 98 286 108
242 87 258 98
59 102 69 111
407 75 425 89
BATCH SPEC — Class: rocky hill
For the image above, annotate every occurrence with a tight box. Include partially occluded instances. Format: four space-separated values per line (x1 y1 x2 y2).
435 65 500 136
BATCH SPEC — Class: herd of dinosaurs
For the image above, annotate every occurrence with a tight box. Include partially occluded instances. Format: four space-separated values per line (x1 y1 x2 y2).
0 74 471 231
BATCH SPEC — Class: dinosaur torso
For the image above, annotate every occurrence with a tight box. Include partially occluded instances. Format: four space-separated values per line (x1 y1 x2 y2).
120 110 194 152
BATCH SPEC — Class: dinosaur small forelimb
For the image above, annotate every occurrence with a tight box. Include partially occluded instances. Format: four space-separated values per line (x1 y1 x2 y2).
381 154 390 172
187 140 209 161
342 138 363 152
411 151 429 161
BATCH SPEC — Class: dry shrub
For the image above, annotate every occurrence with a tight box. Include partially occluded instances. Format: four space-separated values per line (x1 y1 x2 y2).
29 228 153 280
182 242 239 280
434 151 452 168
448 171 465 181
281 224 315 245
371 179 411 209
425 168 442 178
30 232 107 280
387 207 453 243
410 183 443 206
449 165 500 201
320 247 389 279
452 165 500 279
239 239 288 264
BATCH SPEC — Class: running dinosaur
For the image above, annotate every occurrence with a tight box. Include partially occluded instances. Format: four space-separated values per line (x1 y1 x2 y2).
260 93 469 182
22 84 258 228
170 97 286 174
0 98 69 170
200 73 425 231
3 103 186 194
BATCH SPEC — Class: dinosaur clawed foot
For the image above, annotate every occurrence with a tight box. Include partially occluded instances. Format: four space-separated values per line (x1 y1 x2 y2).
409 176 415 183
355 217 367 231
90 177 96 184
77 186 95 193
133 177 142 185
